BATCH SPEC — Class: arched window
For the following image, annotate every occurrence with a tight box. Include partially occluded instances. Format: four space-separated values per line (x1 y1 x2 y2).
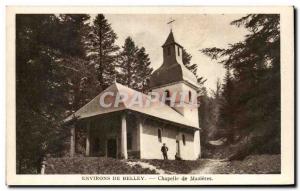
178 46 180 56
165 90 170 106
188 91 192 102
158 129 162 142
182 134 186 145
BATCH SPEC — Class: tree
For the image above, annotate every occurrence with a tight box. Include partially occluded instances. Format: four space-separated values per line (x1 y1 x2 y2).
16 14 65 173
196 78 221 149
135 47 153 91
57 14 96 112
117 37 153 92
202 14 280 159
57 14 91 57
86 14 119 91
198 83 224 158
218 67 236 143
182 48 206 86
16 14 91 173
198 87 211 156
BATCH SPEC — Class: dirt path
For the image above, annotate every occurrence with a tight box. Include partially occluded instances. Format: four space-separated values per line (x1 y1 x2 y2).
189 159 229 174
127 161 175 174
127 160 229 174
127 155 280 174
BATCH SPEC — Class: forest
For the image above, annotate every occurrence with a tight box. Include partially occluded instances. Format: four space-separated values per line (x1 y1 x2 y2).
16 14 280 173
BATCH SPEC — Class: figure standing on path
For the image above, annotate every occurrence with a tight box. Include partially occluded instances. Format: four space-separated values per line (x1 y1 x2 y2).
161 143 169 160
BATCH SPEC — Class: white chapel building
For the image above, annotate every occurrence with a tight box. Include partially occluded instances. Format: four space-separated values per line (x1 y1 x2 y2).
66 31 201 160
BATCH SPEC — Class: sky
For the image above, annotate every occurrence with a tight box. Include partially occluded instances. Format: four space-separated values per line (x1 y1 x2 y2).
94 14 249 91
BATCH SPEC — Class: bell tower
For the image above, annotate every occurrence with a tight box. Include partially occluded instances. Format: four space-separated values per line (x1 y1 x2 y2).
149 30 200 127
162 31 184 68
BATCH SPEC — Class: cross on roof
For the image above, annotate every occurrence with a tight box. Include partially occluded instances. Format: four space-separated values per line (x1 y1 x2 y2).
167 18 175 31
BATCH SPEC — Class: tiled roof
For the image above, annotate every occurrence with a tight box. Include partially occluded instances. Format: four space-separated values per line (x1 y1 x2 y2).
65 83 199 129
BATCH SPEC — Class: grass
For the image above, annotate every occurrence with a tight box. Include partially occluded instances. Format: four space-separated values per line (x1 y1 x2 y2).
45 157 157 174
45 154 281 174
215 154 281 174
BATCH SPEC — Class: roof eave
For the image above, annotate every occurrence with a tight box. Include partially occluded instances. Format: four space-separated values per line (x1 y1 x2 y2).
127 109 200 130
63 108 199 130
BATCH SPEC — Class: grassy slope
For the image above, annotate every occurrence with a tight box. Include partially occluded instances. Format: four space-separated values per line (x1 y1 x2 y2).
216 154 281 174
45 154 280 174
45 157 157 174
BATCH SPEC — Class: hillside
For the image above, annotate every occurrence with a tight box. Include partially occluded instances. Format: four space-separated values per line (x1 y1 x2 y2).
45 157 157 174
45 155 280 174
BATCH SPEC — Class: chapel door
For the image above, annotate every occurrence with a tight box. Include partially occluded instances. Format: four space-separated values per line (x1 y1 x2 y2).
107 138 117 158
93 137 101 156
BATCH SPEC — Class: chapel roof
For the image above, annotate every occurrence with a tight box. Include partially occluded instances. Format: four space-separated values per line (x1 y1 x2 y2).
162 30 182 48
65 82 199 129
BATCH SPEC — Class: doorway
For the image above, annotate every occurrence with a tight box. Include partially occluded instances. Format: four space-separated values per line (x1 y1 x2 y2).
107 138 117 158
93 137 101 156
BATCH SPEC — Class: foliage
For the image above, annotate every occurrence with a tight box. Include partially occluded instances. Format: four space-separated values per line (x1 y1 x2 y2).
201 14 280 159
182 48 206 86
198 80 223 158
217 67 236 142
16 14 91 173
85 14 120 91
16 14 155 173
45 157 157 174
117 37 153 92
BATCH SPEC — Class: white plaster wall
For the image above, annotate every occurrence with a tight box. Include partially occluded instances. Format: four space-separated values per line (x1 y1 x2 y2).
177 131 197 160
140 120 198 160
140 120 173 159
181 83 199 127
194 130 201 159
151 82 199 128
